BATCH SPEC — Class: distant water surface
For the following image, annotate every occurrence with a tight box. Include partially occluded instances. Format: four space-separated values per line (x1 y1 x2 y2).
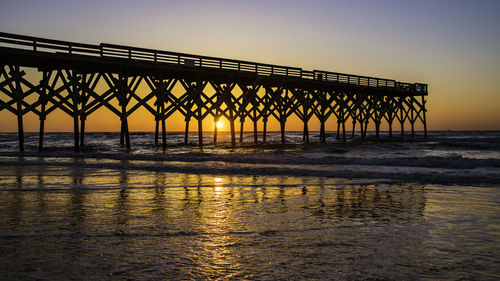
0 131 499 280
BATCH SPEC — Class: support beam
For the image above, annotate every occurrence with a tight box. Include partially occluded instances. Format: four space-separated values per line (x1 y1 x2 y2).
363 121 368 140
213 116 218 146
253 119 258 144
229 115 236 147
320 121 325 143
422 96 428 138
70 70 80 152
80 116 86 147
303 121 309 143
38 71 49 152
198 116 203 147
360 115 365 141
161 117 166 149
117 75 130 150
154 117 159 145
252 107 258 144
352 121 356 139
280 120 286 144
14 67 24 152
263 119 267 143
229 119 236 147
184 117 190 144
38 115 45 152
342 120 346 144
410 100 415 137
400 104 405 136
239 118 244 143
79 74 88 147
196 81 203 147
336 121 340 140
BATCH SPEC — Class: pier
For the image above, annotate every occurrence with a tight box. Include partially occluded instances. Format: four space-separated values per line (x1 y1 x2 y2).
0 32 428 152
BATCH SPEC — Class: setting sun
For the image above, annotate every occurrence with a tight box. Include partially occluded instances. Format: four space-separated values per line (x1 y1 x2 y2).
216 121 223 129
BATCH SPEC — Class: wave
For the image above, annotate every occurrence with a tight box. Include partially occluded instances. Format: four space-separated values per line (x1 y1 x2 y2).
0 154 499 186
1 151 499 169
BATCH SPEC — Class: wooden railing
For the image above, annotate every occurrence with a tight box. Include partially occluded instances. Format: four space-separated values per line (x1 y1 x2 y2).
100 43 304 78
0 31 427 92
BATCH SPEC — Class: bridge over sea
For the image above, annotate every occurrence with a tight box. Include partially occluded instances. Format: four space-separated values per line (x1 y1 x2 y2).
0 32 428 152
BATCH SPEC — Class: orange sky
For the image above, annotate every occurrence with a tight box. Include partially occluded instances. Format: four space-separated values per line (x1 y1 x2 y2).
1 0 499 132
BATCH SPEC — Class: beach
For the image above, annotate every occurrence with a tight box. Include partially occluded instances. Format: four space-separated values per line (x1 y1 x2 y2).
0 131 499 279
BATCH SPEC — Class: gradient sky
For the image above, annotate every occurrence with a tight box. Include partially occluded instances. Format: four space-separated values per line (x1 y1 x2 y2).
1 0 499 132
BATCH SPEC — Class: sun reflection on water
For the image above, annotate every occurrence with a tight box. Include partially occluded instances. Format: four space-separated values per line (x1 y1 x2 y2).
214 177 223 193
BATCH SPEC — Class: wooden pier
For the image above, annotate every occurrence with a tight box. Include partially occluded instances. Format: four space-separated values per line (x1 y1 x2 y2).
0 32 428 152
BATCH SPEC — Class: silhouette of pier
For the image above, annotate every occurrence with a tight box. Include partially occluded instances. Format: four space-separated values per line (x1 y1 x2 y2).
0 32 428 152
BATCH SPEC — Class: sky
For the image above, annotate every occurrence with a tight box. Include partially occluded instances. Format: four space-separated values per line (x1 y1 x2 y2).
1 0 499 132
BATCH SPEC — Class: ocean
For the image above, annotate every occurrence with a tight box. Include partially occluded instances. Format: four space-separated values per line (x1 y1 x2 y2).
0 131 499 280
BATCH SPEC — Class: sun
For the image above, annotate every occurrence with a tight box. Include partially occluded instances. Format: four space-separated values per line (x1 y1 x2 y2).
216 121 223 129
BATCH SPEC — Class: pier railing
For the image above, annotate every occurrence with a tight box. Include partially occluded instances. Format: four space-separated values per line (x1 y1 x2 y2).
0 31 426 92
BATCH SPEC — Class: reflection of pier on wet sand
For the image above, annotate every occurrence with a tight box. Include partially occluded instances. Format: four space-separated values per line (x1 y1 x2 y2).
3 167 426 227
1 164 499 279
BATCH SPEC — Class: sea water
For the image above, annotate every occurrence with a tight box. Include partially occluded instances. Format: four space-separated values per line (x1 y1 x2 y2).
0 131 499 280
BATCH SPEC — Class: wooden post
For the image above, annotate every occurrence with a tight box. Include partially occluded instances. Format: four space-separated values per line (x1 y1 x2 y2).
79 75 87 148
124 116 130 150
119 77 124 146
342 119 346 143
253 107 258 144
155 96 159 146
422 95 428 138
123 116 130 150
38 114 45 152
280 119 286 144
410 100 415 137
70 70 80 152
340 98 346 143
14 67 24 152
154 117 159 145
197 82 203 147
389 120 393 137
303 121 309 143
38 71 49 152
320 121 325 143
213 116 218 146
80 116 86 147
363 121 369 139
73 101 79 152
303 102 309 143
352 120 356 139
119 75 130 149
375 121 380 140
229 112 236 147
161 116 166 149
360 114 365 141
197 114 203 147
120 121 125 145
239 118 244 143
156 80 167 148
336 121 340 140
184 116 190 144
253 119 258 144
196 116 203 147
400 102 405 136
263 118 267 143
